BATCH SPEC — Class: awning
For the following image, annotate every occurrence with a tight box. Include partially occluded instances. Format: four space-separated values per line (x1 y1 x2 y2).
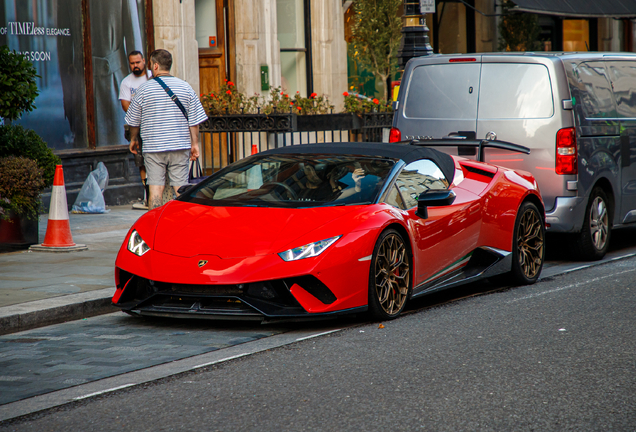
510 0 636 18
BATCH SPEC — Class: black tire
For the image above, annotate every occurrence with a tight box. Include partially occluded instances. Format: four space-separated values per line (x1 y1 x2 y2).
368 229 412 320
574 187 611 261
509 201 545 285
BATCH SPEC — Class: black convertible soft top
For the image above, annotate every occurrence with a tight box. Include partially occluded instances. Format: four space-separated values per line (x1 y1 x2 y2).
259 142 456 183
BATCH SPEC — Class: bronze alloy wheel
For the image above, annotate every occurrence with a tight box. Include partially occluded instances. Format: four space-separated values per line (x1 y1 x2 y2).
517 206 544 279
589 195 609 251
373 232 410 316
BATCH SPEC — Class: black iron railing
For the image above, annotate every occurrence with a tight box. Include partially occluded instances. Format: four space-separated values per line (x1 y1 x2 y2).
198 112 393 175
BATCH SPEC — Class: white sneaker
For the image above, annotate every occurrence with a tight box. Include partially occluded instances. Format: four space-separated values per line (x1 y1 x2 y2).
132 202 148 210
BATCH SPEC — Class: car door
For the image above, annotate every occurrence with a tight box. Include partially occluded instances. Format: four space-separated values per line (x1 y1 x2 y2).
392 159 482 288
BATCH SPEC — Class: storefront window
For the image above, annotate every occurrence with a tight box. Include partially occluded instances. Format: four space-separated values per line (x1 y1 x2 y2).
1 0 87 150
90 0 146 147
195 0 217 49
277 0 311 96
563 20 589 52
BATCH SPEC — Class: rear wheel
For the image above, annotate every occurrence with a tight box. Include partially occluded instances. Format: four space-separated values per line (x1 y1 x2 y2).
509 201 545 285
368 229 412 320
574 187 610 261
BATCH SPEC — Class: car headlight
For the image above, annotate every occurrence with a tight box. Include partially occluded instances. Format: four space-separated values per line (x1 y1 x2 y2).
278 235 341 262
127 230 150 256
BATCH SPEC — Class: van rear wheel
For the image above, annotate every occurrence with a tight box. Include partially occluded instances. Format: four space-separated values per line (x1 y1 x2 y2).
575 187 610 261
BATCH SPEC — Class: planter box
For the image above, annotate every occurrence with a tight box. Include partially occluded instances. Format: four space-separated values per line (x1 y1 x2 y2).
0 212 39 252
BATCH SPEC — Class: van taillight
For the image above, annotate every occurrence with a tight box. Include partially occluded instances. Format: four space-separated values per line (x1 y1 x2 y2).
389 127 401 143
556 127 577 175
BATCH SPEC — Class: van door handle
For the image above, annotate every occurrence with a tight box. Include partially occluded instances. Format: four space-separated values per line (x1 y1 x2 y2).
446 131 476 140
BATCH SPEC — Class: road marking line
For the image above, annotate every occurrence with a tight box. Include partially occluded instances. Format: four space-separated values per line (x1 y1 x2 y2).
73 383 135 400
193 353 250 369
508 268 636 303
295 329 341 342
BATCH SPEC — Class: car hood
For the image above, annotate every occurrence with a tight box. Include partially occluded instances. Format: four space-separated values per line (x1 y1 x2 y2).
152 201 363 258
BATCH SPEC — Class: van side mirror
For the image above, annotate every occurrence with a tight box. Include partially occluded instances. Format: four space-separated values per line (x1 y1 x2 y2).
416 190 456 219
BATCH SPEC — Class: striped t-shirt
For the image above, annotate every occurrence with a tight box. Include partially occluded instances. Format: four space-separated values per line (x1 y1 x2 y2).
125 76 208 153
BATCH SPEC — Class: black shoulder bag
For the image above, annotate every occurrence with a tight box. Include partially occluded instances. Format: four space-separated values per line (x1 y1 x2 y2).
155 76 208 185
154 76 188 121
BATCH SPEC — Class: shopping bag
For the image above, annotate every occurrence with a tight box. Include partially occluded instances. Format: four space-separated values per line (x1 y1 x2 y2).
189 159 208 184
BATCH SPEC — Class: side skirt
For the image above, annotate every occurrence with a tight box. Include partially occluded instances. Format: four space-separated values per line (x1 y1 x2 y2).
411 247 511 298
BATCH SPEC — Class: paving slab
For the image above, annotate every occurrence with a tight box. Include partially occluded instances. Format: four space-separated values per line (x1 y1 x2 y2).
0 206 143 334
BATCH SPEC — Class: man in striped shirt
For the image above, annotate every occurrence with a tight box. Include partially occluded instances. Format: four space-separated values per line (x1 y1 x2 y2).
125 49 208 210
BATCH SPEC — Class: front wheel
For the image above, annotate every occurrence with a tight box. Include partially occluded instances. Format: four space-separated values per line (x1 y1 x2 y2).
368 229 412 320
509 201 545 285
574 187 611 261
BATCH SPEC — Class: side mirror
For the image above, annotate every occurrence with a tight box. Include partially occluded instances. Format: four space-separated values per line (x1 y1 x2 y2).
416 189 456 219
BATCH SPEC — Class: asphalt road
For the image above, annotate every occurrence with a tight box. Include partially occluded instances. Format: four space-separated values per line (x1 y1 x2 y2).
1 254 634 431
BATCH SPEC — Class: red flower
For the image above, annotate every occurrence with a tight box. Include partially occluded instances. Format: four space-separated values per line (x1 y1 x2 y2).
281 92 284 95
284 94 288 98
227 81 234 86
226 90 232 95
343 92 349 97
290 102 294 105
372 98 379 104
297 106 302 111
310 92 317 98
297 91 300 94
200 94 203 97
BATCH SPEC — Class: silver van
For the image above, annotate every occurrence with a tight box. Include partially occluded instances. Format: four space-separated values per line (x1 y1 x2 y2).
391 52 636 260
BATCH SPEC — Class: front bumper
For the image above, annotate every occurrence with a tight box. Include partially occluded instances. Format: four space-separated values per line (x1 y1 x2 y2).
545 196 586 233
113 270 366 321
113 229 378 320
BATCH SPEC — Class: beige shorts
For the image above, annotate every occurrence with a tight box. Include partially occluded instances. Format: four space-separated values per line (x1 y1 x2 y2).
144 150 190 187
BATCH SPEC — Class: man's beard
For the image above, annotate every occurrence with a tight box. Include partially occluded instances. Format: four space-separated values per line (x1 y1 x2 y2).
132 67 145 77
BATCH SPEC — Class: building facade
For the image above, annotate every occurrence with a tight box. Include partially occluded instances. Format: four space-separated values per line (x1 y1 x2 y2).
0 0 348 208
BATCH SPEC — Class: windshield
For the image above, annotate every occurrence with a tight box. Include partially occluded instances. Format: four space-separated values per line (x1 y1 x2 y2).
179 154 397 208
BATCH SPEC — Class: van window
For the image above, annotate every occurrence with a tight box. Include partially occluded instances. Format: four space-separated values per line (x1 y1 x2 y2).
478 64 554 119
403 64 480 120
566 61 616 119
395 159 449 209
607 61 636 118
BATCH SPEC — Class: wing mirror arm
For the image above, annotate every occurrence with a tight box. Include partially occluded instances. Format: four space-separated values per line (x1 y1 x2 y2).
416 190 457 219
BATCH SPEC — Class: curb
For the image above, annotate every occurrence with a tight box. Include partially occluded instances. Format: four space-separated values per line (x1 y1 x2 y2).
0 288 117 336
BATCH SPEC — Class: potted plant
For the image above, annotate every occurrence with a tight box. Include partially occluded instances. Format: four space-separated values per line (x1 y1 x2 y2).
0 156 45 250
0 47 60 250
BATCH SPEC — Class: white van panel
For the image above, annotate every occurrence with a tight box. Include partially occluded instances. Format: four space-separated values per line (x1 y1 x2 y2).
401 63 480 139
478 64 554 119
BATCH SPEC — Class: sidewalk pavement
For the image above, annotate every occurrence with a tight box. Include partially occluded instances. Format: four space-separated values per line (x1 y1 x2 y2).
0 205 144 335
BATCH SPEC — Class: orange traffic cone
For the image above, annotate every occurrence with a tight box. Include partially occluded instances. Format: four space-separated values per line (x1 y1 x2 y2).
30 165 87 252
251 144 258 155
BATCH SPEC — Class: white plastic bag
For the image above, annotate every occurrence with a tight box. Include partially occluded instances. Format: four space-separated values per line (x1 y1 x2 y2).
71 162 110 214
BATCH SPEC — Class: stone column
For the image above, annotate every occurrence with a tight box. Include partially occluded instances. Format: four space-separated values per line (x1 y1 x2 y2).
234 0 281 97
152 0 200 93
310 0 347 111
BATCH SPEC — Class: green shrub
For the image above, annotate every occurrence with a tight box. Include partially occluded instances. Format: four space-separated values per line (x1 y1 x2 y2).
0 125 60 187
0 156 45 220
0 45 39 121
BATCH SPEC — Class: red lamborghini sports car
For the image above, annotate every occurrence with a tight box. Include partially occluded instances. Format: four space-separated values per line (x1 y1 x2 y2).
113 141 545 321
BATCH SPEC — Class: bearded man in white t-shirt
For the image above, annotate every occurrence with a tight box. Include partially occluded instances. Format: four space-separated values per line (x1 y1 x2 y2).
120 51 153 210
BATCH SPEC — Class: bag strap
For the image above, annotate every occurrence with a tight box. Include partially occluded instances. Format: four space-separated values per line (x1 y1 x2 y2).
154 76 188 121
